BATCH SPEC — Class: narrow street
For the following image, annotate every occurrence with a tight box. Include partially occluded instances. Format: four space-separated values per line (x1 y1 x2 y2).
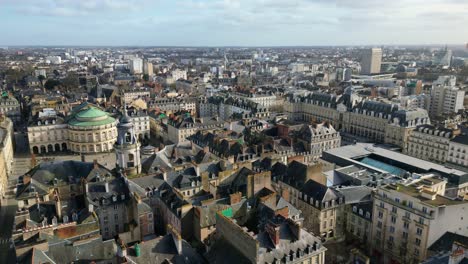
0 195 18 262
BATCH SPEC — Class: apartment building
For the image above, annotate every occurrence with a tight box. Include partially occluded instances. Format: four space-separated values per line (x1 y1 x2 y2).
405 124 456 163
448 132 468 167
430 76 465 118
285 90 430 149
371 177 468 263
296 180 345 241
295 122 342 159
148 97 196 115
167 115 224 144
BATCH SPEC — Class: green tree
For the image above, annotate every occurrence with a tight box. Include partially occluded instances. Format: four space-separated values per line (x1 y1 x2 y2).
44 79 61 90
62 72 79 89
38 75 46 87
143 73 149 82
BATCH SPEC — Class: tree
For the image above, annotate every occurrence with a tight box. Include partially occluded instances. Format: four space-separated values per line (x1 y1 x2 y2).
143 74 149 82
38 75 45 87
44 79 61 90
62 72 79 89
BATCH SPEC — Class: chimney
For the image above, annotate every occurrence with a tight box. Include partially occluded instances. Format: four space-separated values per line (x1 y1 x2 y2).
229 192 242 205
55 194 62 220
23 174 31 185
275 207 289 219
286 218 302 240
93 159 99 169
281 188 290 202
161 168 168 181
266 222 280 247
257 144 264 154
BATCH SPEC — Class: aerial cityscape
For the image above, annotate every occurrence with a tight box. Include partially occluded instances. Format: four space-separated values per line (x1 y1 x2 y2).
0 1 468 264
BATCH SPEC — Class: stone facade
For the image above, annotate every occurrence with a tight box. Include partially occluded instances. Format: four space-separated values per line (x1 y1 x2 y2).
371 179 468 264
405 125 455 163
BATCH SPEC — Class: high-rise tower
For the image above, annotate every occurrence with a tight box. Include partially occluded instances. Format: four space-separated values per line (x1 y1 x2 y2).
360 48 382 75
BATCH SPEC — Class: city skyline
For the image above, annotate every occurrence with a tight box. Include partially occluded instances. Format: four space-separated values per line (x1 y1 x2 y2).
1 0 468 46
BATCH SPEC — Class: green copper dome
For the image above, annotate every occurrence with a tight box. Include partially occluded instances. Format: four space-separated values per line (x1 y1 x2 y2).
68 106 116 127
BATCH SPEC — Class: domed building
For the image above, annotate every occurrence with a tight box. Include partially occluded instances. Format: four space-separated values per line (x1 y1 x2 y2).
28 103 118 154
68 104 118 153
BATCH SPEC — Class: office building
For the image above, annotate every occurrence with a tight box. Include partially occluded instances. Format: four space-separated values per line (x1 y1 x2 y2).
129 58 143 74
360 48 382 75
143 61 153 75
430 76 465 118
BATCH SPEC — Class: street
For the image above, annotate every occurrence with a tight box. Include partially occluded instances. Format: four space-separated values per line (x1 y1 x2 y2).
0 198 18 263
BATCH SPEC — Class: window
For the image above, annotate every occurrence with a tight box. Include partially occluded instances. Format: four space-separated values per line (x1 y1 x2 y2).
392 206 397 213
114 214 118 220
390 226 395 233
377 221 382 228
323 221 327 229
402 232 408 239
405 212 410 219
391 216 396 224
422 207 427 214
415 238 421 246
416 228 422 236
404 222 409 229
419 217 424 225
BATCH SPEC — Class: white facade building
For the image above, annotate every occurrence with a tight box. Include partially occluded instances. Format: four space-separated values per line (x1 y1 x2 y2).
448 133 468 167
172 69 187 81
129 58 143 74
430 76 465 117
404 124 455 163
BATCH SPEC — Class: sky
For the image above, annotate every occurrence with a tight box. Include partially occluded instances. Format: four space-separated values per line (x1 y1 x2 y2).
1 0 467 46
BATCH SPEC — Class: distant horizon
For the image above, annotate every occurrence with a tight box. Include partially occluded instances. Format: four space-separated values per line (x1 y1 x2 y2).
1 0 467 47
1 44 467 49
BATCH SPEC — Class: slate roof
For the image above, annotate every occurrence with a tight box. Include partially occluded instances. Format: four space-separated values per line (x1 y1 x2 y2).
271 161 310 190
87 177 130 207
428 232 468 252
217 167 255 196
127 234 206 264
22 160 113 187
45 236 118 263
451 133 468 145
301 180 343 209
